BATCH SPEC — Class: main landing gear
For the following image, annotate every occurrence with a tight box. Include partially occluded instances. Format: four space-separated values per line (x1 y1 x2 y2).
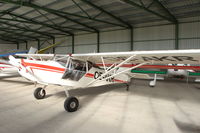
63 88 79 112
34 87 46 99
64 96 79 112
33 86 79 112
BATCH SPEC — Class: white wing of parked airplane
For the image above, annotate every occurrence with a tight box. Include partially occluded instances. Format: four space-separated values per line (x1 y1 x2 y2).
17 49 200 64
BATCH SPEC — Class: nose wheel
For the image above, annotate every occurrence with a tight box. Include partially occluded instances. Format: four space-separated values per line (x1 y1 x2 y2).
64 96 79 112
34 87 46 99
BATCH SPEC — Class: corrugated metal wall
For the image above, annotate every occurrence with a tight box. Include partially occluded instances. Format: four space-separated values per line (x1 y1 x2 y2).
179 22 200 49
55 37 72 54
100 30 130 52
134 25 175 50
0 44 17 53
22 21 200 54
74 34 97 53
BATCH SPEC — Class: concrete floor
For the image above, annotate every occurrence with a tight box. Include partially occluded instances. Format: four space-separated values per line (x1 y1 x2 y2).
0 77 200 133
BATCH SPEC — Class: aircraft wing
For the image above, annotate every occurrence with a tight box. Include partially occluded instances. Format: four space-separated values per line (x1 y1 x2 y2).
70 49 200 65
15 54 56 60
0 51 28 57
16 49 200 65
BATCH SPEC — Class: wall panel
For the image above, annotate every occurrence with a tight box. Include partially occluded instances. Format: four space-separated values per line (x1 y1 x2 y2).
55 46 72 54
100 42 130 52
179 22 200 49
134 40 175 51
134 25 175 41
17 22 200 53
75 44 97 53
0 44 17 53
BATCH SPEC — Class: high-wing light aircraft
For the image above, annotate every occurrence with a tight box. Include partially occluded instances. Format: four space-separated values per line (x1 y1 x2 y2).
0 40 64 76
9 49 200 112
130 64 200 86
0 47 37 76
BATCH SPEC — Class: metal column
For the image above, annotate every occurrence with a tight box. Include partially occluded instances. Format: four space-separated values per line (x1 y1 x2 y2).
130 28 134 51
175 23 179 50
37 39 40 50
25 41 28 50
97 31 100 53
16 42 19 49
52 37 55 53
72 35 74 53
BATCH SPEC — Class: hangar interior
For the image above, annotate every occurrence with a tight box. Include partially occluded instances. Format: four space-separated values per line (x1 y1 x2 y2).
0 0 200 133
0 0 199 53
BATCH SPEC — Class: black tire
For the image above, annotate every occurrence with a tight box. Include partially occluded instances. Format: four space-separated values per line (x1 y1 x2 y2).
64 96 79 112
34 87 46 99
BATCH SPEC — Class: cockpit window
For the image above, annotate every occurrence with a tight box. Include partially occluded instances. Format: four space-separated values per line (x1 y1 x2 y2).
57 60 68 67
62 59 92 81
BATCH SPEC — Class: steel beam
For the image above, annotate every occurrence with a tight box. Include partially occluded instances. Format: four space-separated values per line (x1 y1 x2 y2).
49 12 98 32
0 27 39 40
81 0 132 28
0 36 17 43
130 28 133 51
25 41 28 50
72 0 90 18
153 0 177 23
52 37 55 53
37 39 40 50
175 23 179 50
16 42 19 49
0 20 54 38
72 35 75 54
0 6 20 17
8 12 73 35
0 33 27 42
97 31 100 53
0 0 126 28
120 0 176 23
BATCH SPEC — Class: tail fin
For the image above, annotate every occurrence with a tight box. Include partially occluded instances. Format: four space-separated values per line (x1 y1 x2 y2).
28 47 38 54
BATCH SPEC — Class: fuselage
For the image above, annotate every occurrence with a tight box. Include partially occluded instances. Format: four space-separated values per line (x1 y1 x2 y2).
10 58 130 88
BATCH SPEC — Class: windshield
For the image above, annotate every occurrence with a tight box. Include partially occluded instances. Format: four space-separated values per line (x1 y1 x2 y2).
62 59 92 81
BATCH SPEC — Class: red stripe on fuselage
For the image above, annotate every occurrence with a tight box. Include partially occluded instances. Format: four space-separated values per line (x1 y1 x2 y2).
30 67 64 73
85 73 94 78
95 64 200 70
113 79 128 83
0 62 11 66
21 59 65 72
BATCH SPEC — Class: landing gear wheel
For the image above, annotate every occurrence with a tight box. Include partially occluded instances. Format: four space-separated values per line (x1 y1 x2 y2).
64 96 79 112
34 87 46 99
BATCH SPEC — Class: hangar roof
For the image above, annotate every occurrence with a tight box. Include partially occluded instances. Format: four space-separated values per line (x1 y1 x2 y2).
0 0 199 43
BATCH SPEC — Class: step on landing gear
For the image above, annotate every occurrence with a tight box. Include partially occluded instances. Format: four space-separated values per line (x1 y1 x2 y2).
34 87 46 99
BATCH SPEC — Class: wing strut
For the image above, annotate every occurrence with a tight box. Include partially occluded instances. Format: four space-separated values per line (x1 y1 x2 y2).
101 56 107 72
87 55 138 86
96 62 149 84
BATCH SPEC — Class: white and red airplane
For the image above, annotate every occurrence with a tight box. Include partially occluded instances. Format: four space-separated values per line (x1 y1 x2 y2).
0 40 64 77
9 49 200 112
0 47 38 77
